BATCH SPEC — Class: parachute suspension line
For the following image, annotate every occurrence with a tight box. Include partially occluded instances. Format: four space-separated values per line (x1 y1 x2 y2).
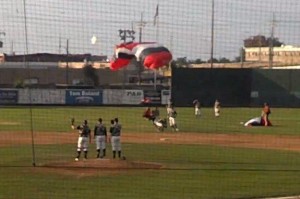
22 0 36 167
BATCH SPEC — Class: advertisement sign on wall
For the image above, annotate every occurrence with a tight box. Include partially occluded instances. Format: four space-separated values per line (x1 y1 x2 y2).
19 89 65 104
161 90 171 105
66 90 103 105
0 89 18 104
123 90 144 104
103 89 143 105
103 89 123 104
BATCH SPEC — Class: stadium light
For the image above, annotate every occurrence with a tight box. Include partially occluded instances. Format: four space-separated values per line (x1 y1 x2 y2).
91 35 97 45
118 29 135 43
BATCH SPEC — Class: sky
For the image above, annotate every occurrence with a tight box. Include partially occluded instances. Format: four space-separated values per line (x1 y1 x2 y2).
0 0 300 61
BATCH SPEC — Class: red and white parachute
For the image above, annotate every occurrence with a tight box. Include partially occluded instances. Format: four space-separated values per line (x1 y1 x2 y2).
110 42 172 71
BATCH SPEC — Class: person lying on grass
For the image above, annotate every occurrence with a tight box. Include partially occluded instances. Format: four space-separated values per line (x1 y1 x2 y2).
244 116 272 127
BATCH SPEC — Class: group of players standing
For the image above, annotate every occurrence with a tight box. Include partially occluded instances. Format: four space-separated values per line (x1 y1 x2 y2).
193 99 221 118
73 117 123 161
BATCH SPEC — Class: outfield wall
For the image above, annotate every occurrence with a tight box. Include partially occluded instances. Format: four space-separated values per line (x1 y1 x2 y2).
0 89 171 106
172 68 300 107
2 67 300 107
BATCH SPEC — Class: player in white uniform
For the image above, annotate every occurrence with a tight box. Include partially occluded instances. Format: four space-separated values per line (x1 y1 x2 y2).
75 120 91 161
166 105 179 132
193 99 201 118
214 99 220 117
244 117 263 127
94 118 107 158
109 118 122 159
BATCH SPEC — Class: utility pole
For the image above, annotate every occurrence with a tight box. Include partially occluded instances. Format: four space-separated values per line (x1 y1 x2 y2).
59 35 61 54
240 47 244 68
136 12 146 86
210 0 215 69
269 13 275 69
138 12 146 43
10 41 14 55
66 39 69 85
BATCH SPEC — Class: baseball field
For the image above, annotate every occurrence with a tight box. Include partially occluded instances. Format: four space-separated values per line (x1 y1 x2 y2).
0 106 299 199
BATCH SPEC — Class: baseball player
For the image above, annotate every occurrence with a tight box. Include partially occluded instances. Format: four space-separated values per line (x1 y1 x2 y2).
166 105 179 132
261 102 271 126
143 107 155 121
193 99 201 118
71 117 75 129
109 118 123 159
214 99 221 117
75 120 91 161
94 118 107 158
152 107 160 119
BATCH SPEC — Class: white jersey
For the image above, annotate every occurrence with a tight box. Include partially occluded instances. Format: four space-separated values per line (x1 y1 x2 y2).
214 100 220 117
244 117 261 126
167 107 176 118
194 102 201 116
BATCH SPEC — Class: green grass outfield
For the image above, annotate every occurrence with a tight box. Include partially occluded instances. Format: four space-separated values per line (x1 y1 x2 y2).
0 106 300 135
0 106 299 199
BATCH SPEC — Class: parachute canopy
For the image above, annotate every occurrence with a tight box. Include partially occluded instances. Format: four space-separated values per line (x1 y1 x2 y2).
110 42 172 71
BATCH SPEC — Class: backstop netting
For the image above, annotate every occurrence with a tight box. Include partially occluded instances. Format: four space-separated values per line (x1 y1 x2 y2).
0 1 300 199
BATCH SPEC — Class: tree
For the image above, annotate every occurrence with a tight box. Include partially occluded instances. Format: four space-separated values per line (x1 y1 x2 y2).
207 58 219 63
234 56 242 62
218 57 231 63
83 64 99 86
244 35 284 47
267 37 284 47
189 58 204 64
174 57 189 67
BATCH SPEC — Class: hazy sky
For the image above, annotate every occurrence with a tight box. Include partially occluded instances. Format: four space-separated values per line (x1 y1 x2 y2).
0 0 300 60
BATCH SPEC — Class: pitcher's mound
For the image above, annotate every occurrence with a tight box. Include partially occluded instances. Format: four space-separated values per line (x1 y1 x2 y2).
41 158 163 176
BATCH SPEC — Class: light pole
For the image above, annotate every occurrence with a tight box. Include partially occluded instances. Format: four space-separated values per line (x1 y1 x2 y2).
269 13 276 69
66 39 69 85
118 29 135 43
59 37 70 85
210 0 215 69
136 12 146 86
118 29 135 88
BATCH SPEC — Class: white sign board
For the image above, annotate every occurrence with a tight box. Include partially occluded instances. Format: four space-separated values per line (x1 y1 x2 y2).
18 89 65 104
103 89 144 105
161 90 171 105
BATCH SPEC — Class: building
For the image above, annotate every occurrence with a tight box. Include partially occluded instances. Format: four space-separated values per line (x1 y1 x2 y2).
0 53 170 89
0 53 119 88
244 45 300 65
